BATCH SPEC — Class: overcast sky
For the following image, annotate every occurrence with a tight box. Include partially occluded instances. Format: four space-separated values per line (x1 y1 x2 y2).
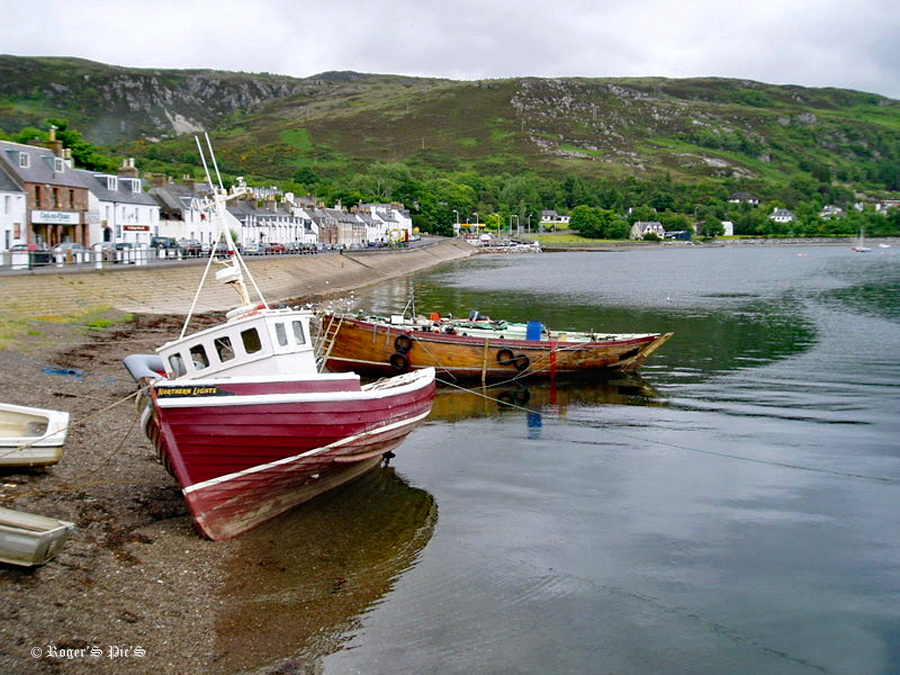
4 0 899 99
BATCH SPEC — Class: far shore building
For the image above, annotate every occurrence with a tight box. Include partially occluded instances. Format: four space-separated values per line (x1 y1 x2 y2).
728 191 760 206
540 210 570 230
630 220 666 240
769 208 795 224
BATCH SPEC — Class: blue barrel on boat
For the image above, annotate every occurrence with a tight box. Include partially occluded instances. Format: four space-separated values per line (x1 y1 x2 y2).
526 321 542 340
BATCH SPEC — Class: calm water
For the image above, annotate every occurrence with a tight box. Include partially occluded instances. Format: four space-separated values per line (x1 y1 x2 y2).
235 245 900 674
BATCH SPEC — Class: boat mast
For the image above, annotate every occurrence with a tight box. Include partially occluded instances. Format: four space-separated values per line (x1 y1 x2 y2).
179 135 270 339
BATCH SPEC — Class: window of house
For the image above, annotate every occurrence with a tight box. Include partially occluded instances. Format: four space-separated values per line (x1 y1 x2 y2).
214 336 235 362
241 328 262 354
18 152 29 168
53 188 60 208
54 157 64 172
34 185 42 206
189 344 209 370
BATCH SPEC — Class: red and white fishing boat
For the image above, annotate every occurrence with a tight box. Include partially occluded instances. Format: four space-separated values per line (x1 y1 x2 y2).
124 136 435 540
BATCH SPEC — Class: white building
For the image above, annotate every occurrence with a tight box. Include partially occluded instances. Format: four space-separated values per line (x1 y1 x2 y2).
356 203 414 243
75 165 159 245
630 220 666 240
769 208 795 224
148 180 215 246
0 166 27 251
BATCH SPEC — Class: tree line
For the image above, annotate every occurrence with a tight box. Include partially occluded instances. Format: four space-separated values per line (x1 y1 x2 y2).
6 120 899 240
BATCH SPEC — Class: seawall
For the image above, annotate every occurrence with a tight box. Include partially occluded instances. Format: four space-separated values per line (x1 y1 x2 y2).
0 238 478 320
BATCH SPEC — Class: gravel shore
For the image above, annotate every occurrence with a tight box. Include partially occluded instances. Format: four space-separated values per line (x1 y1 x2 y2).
0 312 243 673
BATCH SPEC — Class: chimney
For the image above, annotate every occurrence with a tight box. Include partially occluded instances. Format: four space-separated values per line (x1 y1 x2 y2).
119 157 139 178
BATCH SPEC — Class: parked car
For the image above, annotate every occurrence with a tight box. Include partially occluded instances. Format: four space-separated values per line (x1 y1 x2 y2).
92 242 117 262
242 242 262 255
285 241 315 253
9 242 51 265
264 242 286 254
51 242 87 253
178 239 203 257
213 242 241 257
150 236 179 250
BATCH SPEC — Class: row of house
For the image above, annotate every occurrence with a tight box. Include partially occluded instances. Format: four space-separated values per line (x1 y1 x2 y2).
0 137 413 252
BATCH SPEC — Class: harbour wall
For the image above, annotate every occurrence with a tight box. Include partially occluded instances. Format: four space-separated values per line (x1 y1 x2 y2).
0 238 478 320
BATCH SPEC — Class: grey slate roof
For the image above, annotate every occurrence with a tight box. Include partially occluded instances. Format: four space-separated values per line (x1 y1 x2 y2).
0 140 84 188
72 168 156 206
0 165 21 193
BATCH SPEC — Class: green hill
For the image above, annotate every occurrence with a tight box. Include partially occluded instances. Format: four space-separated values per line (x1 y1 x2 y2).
1 55 898 233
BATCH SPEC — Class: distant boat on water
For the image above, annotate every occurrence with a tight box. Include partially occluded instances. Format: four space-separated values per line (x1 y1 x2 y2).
851 228 872 253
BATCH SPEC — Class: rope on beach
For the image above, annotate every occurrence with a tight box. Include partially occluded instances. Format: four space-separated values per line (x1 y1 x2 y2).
0 386 148 492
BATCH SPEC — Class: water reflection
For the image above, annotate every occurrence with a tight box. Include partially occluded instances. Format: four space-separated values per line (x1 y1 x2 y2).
213 466 436 673
430 372 663 424
346 258 821 382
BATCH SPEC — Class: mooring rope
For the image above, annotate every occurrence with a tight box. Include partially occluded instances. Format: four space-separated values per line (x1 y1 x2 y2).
434 375 900 485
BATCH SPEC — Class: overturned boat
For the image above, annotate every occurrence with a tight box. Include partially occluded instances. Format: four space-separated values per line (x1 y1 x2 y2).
0 507 74 566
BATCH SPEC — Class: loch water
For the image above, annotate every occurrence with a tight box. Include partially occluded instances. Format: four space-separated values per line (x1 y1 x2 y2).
241 244 900 674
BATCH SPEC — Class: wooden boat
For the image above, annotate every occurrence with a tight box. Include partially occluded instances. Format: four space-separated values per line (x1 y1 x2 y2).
321 310 673 382
0 507 75 566
123 137 435 541
0 402 69 467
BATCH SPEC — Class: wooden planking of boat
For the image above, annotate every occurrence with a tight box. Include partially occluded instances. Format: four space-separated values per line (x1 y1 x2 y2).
0 402 70 467
123 136 435 541
321 310 673 382
0 507 75 566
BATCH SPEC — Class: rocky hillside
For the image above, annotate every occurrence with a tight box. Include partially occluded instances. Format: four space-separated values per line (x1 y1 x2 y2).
1 55 897 190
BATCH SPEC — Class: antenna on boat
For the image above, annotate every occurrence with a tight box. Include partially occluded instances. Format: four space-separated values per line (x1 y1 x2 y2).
178 136 270 339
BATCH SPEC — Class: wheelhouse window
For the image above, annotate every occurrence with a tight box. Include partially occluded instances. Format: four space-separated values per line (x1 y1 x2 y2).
241 327 262 354
292 320 306 344
214 336 235 362
189 344 210 370
168 353 186 378
275 322 288 347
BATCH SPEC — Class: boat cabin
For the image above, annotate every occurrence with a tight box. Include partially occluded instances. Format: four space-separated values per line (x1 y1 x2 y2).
157 307 319 380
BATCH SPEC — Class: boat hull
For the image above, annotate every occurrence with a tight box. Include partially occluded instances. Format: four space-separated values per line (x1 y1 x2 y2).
140 369 436 540
0 507 74 566
324 317 673 382
0 402 69 467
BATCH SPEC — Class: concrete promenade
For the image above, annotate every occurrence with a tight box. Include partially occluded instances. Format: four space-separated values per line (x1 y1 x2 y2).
0 238 477 320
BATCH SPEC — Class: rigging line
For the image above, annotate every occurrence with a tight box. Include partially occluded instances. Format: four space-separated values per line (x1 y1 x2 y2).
561 424 900 484
433 376 900 485
3 404 145 500
0 386 146 462
435 376 540 415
